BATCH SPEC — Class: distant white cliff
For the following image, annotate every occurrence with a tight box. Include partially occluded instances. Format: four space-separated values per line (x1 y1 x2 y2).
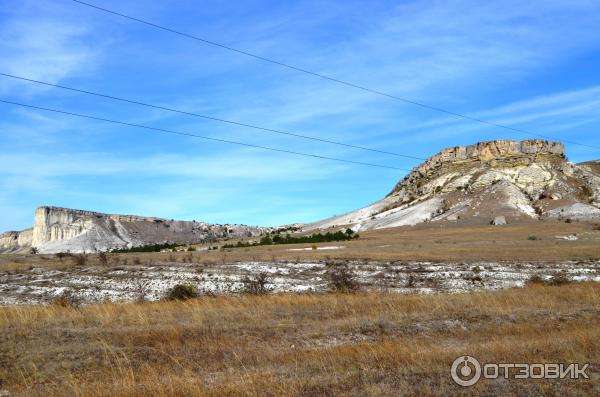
1 206 268 254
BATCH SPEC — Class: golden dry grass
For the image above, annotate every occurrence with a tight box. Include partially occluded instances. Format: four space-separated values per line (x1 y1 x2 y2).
1 283 598 396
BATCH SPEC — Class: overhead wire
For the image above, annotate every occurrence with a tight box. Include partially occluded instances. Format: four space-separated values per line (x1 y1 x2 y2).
68 0 600 151
0 99 411 171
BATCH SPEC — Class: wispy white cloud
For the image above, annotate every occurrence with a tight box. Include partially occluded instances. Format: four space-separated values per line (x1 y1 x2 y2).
1 0 600 231
0 8 100 94
390 84 600 151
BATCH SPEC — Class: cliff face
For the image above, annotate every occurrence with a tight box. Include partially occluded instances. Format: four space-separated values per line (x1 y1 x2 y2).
2 207 268 254
31 206 175 248
307 139 600 231
0 229 33 252
391 139 566 194
32 207 88 247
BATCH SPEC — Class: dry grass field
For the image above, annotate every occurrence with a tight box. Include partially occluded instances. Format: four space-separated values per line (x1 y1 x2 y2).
0 283 598 396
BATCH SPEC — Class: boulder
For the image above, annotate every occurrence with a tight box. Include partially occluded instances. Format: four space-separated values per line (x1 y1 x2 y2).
492 216 507 226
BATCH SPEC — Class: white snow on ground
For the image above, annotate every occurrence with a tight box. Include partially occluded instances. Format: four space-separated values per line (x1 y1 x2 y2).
1 260 599 305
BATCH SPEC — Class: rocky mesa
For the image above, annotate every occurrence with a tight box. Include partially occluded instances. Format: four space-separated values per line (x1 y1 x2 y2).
0 206 268 254
2 139 600 253
307 139 600 231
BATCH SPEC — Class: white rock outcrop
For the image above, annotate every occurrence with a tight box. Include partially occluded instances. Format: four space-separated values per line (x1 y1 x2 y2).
306 139 600 232
547 203 600 221
493 216 507 226
1 206 268 254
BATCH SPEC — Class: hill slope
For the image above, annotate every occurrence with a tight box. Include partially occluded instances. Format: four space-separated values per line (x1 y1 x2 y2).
307 140 600 231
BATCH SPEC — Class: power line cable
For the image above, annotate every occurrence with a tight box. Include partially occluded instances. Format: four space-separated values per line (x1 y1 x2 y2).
69 0 599 151
0 72 424 161
0 98 410 171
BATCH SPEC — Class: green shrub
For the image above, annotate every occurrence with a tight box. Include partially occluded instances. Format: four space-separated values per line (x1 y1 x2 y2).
527 236 539 241
166 284 199 300
223 230 359 249
112 242 183 253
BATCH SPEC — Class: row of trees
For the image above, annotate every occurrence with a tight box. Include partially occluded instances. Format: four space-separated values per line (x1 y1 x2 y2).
222 229 358 249
111 242 182 253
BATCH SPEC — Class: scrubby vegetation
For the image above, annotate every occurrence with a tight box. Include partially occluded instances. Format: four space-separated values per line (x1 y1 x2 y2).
111 242 183 253
165 283 199 300
328 265 360 293
51 289 80 308
269 225 301 234
527 272 571 286
223 229 359 249
241 272 271 295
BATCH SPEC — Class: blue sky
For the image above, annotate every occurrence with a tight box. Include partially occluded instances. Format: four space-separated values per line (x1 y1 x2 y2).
1 0 600 231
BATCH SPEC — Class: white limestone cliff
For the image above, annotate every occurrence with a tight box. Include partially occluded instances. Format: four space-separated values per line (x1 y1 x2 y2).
1 206 268 254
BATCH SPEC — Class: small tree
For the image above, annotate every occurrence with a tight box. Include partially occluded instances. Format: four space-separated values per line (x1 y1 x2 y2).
241 272 271 295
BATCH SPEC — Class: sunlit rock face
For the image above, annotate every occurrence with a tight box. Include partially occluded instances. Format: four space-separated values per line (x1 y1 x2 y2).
306 140 599 231
391 139 566 195
2 206 269 254
0 229 32 252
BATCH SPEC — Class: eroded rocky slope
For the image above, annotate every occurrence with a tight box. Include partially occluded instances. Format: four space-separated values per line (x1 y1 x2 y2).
308 140 600 231
0 206 268 254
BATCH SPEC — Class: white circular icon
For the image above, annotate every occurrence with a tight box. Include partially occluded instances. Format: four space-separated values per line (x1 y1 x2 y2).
451 356 482 386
